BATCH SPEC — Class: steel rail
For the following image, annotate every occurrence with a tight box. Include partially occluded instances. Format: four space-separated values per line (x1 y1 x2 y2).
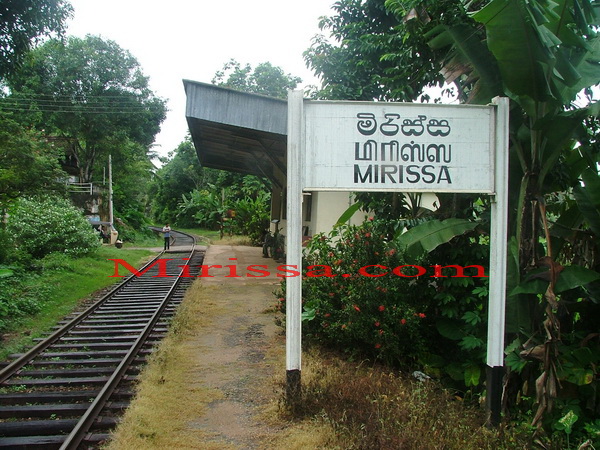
59 240 195 449
0 229 198 448
0 250 168 384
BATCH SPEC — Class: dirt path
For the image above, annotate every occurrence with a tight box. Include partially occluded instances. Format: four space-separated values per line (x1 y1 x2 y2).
108 245 288 449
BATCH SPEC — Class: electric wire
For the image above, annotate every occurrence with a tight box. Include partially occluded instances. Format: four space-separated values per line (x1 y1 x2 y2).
0 92 163 114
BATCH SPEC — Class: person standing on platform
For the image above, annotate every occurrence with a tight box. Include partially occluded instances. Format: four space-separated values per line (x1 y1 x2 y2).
162 223 171 250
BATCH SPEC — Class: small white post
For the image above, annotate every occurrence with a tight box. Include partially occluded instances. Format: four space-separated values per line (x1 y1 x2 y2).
285 90 304 399
487 97 509 424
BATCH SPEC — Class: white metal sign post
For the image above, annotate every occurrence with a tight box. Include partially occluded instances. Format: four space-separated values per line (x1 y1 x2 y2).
286 90 509 423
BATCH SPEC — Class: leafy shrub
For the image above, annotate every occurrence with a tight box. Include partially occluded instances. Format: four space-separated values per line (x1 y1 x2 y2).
230 193 270 244
278 218 494 381
0 272 48 333
39 252 76 272
288 219 435 366
176 189 270 244
6 196 100 259
0 228 10 264
177 189 222 229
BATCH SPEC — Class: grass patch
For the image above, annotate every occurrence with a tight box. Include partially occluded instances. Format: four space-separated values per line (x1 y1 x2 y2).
0 246 155 360
120 233 163 248
107 281 224 449
175 228 255 246
173 227 219 244
276 347 531 449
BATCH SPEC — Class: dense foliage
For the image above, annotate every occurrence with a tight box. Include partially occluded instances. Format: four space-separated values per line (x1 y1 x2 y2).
300 0 600 444
283 216 491 378
4 35 167 183
212 59 302 99
6 196 100 260
0 269 49 334
291 213 599 445
0 113 67 208
1 34 167 243
0 0 72 79
0 196 101 332
294 220 433 366
151 139 271 244
304 0 450 101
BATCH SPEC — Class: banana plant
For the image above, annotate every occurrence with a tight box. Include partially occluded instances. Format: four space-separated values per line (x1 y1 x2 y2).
385 0 600 429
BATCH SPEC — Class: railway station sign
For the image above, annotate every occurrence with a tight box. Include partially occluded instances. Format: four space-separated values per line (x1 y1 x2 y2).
303 102 495 193
286 91 509 424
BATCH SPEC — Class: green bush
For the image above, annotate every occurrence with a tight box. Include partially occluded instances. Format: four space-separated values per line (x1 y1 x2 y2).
177 189 222 229
0 271 48 332
230 193 270 244
279 219 493 379
0 228 10 264
6 196 100 259
289 220 435 366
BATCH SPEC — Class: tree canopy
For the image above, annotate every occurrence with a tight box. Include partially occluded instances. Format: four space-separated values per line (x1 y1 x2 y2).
212 59 302 99
3 35 167 182
0 0 73 79
0 113 67 207
303 0 454 101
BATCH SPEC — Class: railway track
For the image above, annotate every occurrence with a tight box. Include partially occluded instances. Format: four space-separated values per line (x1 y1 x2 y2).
0 229 203 449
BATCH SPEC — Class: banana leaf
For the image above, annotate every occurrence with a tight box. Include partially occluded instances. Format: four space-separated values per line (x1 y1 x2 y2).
574 168 600 237
334 201 363 228
394 218 478 259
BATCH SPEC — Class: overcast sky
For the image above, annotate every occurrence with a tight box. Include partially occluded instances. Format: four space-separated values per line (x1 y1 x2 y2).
66 0 335 158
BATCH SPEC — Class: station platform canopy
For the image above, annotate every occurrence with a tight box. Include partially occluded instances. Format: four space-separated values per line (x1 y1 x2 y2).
183 80 287 188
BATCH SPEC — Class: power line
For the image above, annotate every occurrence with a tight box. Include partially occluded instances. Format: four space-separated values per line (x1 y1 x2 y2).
0 99 153 106
0 106 157 114
2 92 159 100
0 97 163 114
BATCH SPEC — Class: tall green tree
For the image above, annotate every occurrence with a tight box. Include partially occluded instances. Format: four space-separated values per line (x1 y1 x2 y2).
0 113 67 208
0 0 72 79
151 137 208 224
4 35 167 183
212 59 302 99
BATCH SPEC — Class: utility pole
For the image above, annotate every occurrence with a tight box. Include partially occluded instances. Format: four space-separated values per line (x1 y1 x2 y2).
108 155 114 227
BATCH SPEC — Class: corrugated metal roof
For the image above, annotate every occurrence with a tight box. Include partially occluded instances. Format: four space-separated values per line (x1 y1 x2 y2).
184 80 287 188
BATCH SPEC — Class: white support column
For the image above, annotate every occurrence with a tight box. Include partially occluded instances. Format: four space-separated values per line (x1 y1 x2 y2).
285 90 305 398
487 96 509 424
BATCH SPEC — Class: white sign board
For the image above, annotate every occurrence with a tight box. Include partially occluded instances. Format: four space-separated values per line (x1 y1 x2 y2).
303 102 494 193
286 92 509 423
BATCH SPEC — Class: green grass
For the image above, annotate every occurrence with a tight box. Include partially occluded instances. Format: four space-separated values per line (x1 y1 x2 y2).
122 233 163 248
0 246 155 360
127 227 222 247
283 346 532 449
174 227 220 244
